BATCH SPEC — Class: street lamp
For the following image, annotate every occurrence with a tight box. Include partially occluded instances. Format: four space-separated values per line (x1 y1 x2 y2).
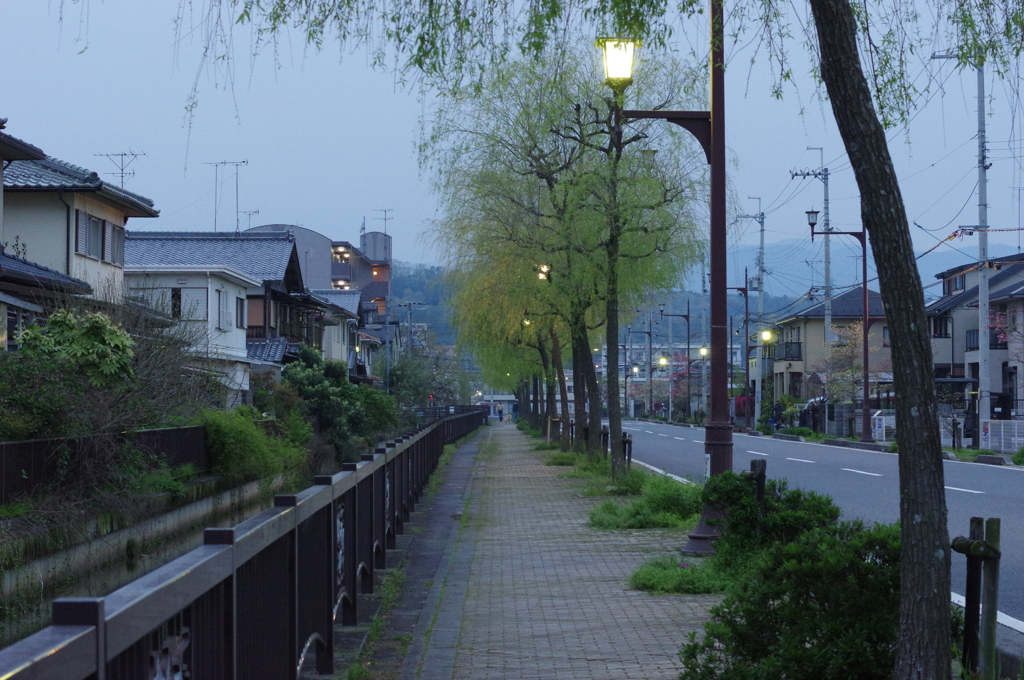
728 268 752 429
808 207 874 442
604 0 730 555
596 38 640 94
699 346 709 418
660 300 692 423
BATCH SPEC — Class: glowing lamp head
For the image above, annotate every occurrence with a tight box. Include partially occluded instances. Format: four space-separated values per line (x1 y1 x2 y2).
596 37 640 92
761 330 772 342
659 356 668 366
699 347 709 357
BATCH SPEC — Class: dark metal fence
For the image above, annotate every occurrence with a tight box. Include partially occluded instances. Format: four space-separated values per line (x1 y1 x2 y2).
0 408 486 680
0 426 209 505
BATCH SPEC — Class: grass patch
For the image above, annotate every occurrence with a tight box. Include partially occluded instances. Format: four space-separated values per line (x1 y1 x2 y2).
545 451 579 466
1014 447 1024 465
589 474 702 529
0 500 33 520
944 447 996 462
533 440 561 450
629 554 734 593
425 444 456 498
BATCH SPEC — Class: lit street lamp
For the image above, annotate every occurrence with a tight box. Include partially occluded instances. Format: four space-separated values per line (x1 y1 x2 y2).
807 208 873 443
600 0 731 554
660 300 692 422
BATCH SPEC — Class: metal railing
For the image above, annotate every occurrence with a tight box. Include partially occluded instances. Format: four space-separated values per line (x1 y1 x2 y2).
0 408 486 680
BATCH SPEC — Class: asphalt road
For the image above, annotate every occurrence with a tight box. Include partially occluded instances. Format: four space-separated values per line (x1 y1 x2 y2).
622 420 1024 625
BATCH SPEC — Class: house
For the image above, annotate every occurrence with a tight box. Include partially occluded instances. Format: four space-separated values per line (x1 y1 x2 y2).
124 231 344 380
124 264 262 406
2 151 159 300
926 252 1024 413
766 287 889 402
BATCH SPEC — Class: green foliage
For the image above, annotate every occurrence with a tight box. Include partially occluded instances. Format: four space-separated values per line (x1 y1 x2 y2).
281 345 400 456
777 426 814 437
200 407 306 485
0 500 33 520
678 522 902 680
19 309 134 387
1013 447 1024 465
533 440 560 450
589 474 702 529
703 471 841 549
755 423 774 436
545 451 579 465
630 555 733 594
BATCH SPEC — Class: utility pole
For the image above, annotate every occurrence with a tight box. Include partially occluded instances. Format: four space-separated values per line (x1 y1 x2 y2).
793 148 832 343
740 198 767 425
934 52 990 447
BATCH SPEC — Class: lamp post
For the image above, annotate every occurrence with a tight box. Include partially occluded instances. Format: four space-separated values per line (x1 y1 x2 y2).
807 208 873 442
599 0 730 554
761 329 775 404
699 346 709 418
660 300 691 423
728 268 752 429
630 315 655 418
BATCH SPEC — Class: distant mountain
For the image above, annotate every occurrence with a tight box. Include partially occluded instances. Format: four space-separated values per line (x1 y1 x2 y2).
391 262 455 344
677 237 991 304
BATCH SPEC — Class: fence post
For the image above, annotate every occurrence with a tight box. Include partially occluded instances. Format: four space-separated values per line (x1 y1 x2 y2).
52 598 106 680
980 518 1002 680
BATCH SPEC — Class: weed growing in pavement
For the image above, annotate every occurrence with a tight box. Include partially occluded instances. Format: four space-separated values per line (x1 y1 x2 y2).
545 451 580 466
589 475 702 529
425 444 456 499
629 554 733 594
533 440 561 450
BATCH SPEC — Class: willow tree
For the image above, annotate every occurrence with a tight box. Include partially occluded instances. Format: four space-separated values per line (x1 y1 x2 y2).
428 49 706 464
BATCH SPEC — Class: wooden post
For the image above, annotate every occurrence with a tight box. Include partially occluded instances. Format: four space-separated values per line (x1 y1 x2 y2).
980 518 1001 680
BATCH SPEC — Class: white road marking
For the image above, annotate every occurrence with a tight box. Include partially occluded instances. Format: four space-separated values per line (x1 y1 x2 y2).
673 437 687 441
645 430 654 434
623 427 642 431
748 451 769 456
950 593 1024 633
657 434 668 437
786 457 816 463
633 459 695 485
842 468 882 477
692 439 703 443
945 486 984 494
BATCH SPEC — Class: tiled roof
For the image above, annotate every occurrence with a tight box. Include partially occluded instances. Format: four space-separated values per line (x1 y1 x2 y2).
927 261 1024 314
781 287 885 322
311 289 362 315
246 338 291 363
4 156 158 217
0 131 45 161
126 231 296 283
0 246 92 294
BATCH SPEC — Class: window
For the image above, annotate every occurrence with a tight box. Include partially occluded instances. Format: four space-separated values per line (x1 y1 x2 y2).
171 288 182 319
931 316 951 338
953 274 965 292
109 226 124 265
882 326 890 347
215 290 228 330
236 298 246 329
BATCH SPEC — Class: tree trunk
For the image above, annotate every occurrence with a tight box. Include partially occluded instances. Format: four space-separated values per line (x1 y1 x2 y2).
550 327 572 451
570 326 589 452
807 0 951 675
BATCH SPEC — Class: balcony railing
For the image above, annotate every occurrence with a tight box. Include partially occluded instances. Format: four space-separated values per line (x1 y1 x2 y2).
966 329 1007 352
782 342 802 361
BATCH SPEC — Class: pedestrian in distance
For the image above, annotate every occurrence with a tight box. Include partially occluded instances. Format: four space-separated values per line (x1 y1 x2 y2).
496 403 504 423
772 400 784 431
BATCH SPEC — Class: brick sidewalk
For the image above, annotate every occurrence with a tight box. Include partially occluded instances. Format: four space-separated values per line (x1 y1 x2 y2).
372 422 718 680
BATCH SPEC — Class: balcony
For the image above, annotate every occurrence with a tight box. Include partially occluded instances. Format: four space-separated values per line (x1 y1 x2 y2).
966 329 1006 352
781 342 802 361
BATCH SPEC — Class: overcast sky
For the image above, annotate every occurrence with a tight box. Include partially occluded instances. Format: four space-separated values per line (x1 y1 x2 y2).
2 1 1022 302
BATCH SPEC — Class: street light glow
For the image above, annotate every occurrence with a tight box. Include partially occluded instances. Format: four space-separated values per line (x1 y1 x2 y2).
761 330 772 342
699 346 709 357
659 356 668 366
596 37 640 90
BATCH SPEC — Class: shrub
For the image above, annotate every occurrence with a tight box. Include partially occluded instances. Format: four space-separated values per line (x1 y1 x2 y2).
1014 446 1024 466
703 471 841 549
200 408 306 485
679 522 901 680
589 475 702 528
755 423 774 436
777 426 814 437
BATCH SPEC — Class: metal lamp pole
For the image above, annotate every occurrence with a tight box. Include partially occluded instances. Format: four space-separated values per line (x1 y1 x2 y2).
616 0 729 554
807 209 873 442
660 300 691 422
728 269 752 429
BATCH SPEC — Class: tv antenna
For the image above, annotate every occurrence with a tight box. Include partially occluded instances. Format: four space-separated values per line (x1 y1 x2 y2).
239 209 260 231
95 151 146 188
205 160 248 231
374 208 393 234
